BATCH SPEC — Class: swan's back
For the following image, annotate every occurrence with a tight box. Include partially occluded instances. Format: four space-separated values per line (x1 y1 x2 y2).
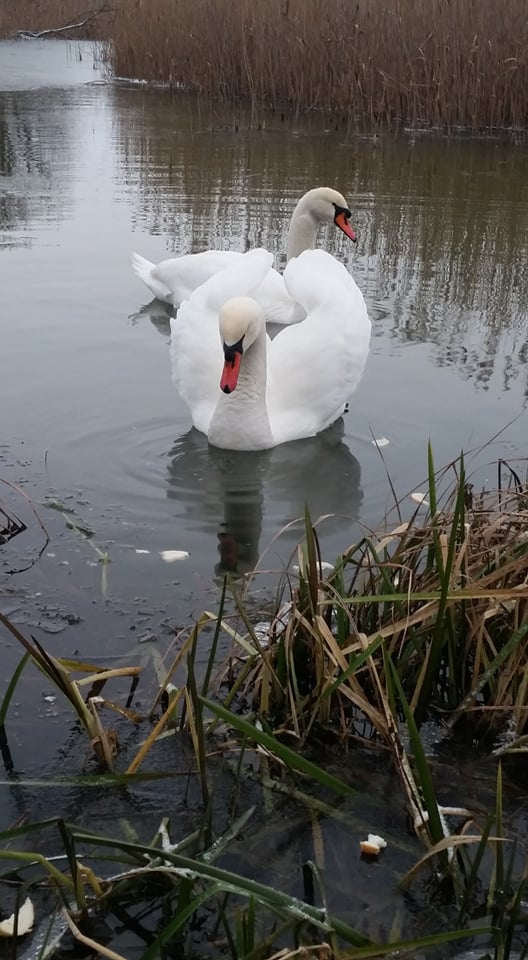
267 249 371 443
283 248 356 310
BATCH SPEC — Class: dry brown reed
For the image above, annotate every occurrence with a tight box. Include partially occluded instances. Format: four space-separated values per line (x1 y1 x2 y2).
105 0 528 130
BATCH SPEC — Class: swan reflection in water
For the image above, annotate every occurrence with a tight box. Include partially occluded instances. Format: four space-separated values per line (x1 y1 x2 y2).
128 299 173 333
166 420 363 577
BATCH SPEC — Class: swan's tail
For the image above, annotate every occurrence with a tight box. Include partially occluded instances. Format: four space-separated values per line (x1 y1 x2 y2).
130 251 155 285
130 251 174 302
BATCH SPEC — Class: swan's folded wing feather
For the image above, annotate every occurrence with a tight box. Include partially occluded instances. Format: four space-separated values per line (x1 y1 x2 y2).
282 248 353 309
170 293 222 434
152 250 242 305
198 248 275 312
254 268 306 325
267 250 371 443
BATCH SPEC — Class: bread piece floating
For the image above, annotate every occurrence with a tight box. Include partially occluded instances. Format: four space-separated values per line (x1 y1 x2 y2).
359 834 387 856
0 898 34 938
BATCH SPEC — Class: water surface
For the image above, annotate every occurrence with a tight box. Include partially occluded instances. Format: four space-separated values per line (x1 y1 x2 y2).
1 35 527 697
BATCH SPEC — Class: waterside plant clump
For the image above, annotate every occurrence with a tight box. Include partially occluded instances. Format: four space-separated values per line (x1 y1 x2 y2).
229 448 528 745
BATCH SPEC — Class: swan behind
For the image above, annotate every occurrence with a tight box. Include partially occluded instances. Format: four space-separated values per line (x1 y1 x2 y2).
132 186 357 324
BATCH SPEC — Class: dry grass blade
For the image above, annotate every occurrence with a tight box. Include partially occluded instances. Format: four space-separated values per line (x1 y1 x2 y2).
0 476 49 540
126 686 185 774
400 833 507 890
62 908 128 960
0 502 26 546
0 612 143 768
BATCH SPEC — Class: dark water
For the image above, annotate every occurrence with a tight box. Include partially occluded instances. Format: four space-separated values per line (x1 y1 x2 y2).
1 40 528 954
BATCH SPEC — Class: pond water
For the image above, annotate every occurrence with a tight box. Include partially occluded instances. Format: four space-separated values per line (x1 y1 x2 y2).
1 39 528 954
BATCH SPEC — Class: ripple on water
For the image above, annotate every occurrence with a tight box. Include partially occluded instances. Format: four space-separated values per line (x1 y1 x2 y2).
53 414 367 579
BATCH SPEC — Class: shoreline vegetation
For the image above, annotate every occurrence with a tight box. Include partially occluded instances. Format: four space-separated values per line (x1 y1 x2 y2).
1 449 528 956
1 0 528 131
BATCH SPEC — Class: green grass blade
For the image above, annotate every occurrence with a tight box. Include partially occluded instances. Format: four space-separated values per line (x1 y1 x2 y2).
457 814 494 923
339 924 492 958
0 652 30 726
427 440 438 517
186 628 210 812
322 634 385 699
201 806 255 864
416 453 467 720
139 881 224 959
0 771 180 790
488 760 504 917
57 820 86 909
199 696 355 797
386 655 447 854
71 828 371 946
303 505 320 613
449 623 528 728
200 577 227 698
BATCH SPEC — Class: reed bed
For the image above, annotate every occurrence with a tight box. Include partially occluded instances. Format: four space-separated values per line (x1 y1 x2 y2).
106 0 528 130
4 0 527 129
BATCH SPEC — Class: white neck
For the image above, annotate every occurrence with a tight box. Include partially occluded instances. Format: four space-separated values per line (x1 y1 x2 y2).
286 200 320 261
208 329 273 450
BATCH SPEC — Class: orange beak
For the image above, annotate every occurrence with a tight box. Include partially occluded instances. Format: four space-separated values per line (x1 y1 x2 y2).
334 210 357 243
220 351 242 393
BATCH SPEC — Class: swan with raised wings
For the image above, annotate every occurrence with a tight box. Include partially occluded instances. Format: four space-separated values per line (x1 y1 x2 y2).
170 247 371 450
132 187 357 325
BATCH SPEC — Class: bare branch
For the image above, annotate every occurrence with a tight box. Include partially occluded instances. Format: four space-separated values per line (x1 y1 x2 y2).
15 5 112 39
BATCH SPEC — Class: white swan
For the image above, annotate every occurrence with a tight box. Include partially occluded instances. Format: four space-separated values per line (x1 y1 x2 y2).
170 247 371 450
131 187 357 324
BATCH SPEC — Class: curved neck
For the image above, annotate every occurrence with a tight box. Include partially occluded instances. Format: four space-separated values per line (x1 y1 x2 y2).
286 205 319 261
233 329 267 400
208 329 273 450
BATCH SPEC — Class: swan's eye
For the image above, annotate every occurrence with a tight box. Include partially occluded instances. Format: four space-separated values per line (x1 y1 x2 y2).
333 203 352 222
